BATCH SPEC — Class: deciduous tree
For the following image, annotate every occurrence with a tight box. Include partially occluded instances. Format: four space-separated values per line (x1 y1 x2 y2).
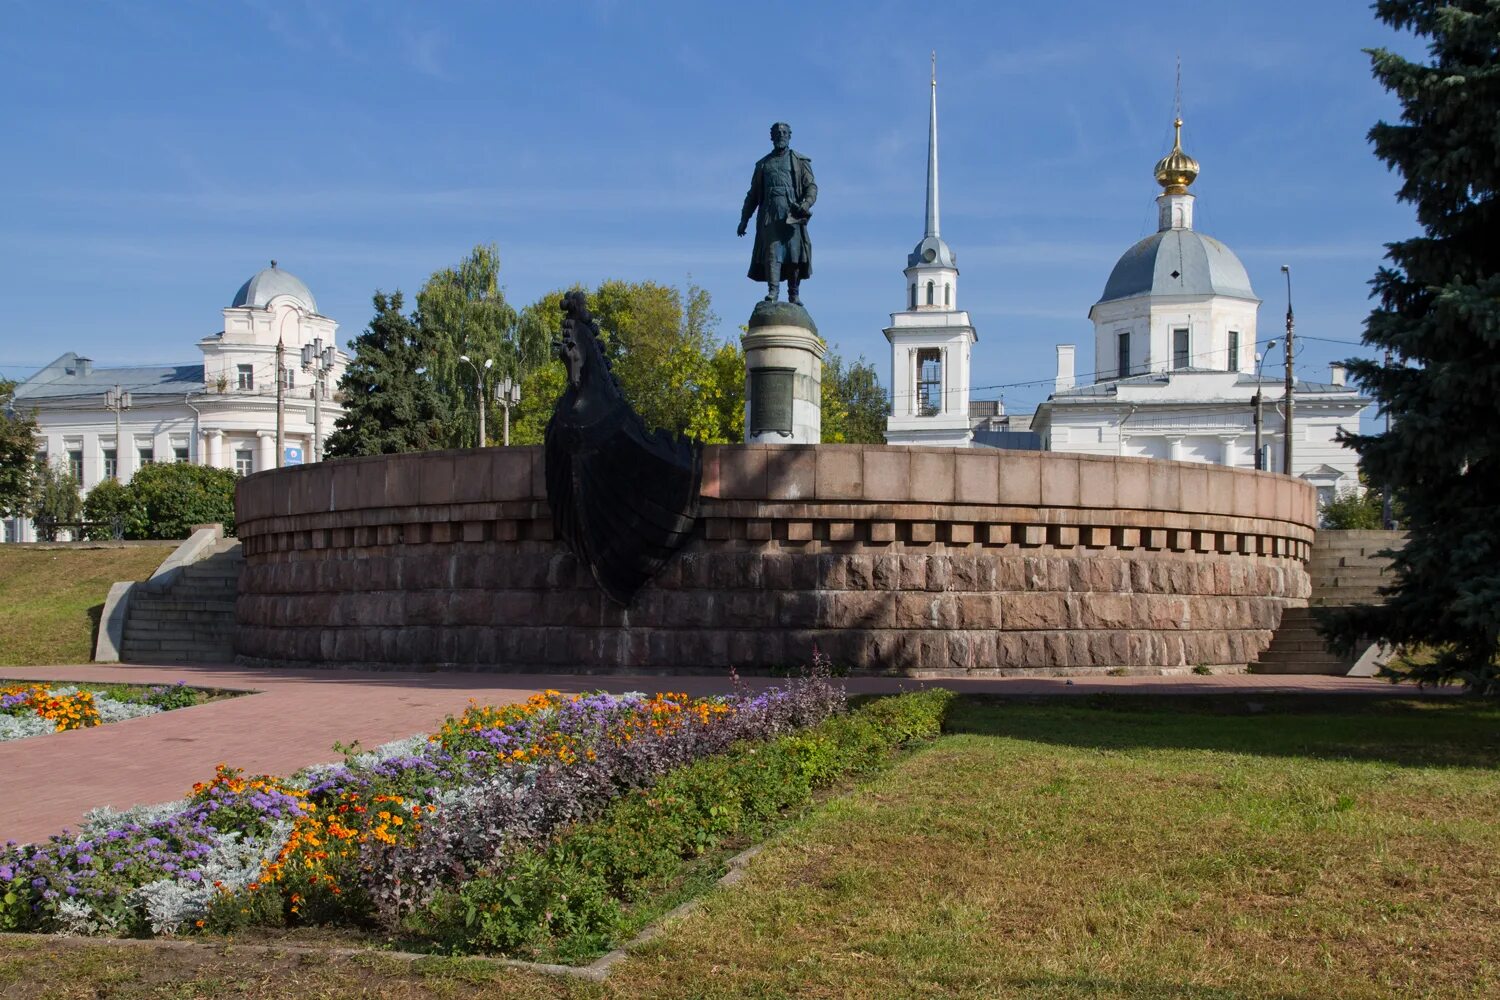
0 380 39 519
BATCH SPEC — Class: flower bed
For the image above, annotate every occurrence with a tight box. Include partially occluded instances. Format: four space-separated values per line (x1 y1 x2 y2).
0 681 199 741
0 672 847 939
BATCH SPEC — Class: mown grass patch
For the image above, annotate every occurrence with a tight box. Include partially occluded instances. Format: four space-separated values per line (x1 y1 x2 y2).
0 545 173 666
1 694 1495 999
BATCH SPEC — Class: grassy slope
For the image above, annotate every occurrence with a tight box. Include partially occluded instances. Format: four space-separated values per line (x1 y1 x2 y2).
0 546 172 666
2 695 1497 999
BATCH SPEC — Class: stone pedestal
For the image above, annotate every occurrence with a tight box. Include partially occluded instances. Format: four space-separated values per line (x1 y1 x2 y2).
742 301 824 444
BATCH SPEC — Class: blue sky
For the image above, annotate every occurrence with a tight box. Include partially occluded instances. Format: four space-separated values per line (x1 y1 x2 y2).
0 1 1420 415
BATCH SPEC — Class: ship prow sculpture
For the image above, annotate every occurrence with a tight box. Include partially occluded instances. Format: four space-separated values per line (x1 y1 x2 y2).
544 290 703 606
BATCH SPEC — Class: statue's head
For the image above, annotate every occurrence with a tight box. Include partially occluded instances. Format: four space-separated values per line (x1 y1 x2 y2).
770 122 791 151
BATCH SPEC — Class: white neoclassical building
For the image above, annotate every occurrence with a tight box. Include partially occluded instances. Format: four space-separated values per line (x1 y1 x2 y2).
1030 118 1369 503
4 262 347 542
884 60 978 448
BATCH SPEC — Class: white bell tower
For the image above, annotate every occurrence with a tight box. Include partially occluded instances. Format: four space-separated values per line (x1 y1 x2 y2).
884 53 977 448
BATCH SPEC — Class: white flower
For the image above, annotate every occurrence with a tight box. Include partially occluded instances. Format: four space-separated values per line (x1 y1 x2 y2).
0 714 54 741
94 697 162 724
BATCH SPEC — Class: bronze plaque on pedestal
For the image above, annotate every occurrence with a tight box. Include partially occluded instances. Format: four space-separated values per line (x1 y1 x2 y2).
750 368 794 436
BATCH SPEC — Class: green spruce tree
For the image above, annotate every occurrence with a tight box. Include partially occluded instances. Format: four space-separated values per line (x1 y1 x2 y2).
1330 1 1500 693
326 292 453 457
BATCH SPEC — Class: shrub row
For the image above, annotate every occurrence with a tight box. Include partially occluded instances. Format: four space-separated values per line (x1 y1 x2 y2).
411 687 955 958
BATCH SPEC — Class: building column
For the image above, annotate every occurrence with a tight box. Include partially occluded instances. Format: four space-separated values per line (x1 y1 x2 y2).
206 429 224 469
939 346 949 415
908 348 918 415
257 430 276 473
1164 435 1184 463
1219 434 1241 468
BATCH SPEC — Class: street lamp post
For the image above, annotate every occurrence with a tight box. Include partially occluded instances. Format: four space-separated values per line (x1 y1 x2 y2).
495 376 521 446
103 385 132 479
1253 340 1278 471
458 355 494 447
1281 264 1296 477
300 338 337 463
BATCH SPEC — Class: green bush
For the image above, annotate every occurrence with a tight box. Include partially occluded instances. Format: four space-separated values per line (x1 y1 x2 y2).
124 462 237 539
414 688 954 956
1321 485 1386 530
81 479 138 540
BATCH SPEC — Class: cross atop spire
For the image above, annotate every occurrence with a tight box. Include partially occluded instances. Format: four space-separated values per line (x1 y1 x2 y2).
1174 54 1182 121
925 50 940 239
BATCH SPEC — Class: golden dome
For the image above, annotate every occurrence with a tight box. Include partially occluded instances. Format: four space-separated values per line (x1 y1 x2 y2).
1154 117 1199 194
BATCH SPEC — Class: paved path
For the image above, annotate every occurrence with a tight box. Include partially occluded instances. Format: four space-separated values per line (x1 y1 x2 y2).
0 662 1426 846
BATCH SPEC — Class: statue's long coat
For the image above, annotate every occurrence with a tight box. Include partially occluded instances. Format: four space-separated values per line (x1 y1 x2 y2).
741 149 817 282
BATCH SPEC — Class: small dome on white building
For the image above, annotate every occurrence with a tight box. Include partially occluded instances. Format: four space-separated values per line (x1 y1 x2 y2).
231 261 319 313
1098 228 1255 304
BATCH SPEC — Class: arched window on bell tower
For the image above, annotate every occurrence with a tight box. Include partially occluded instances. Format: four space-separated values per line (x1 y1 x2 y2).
926 280 934 306
945 283 951 307
909 284 916 310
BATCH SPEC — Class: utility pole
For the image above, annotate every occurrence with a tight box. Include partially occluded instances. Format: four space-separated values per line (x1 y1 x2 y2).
104 385 131 479
275 338 286 468
1281 264 1295 476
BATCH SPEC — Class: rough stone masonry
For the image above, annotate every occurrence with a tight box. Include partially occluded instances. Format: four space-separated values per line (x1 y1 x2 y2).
234 444 1316 676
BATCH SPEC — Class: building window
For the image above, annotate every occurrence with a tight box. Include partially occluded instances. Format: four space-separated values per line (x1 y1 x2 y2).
174 446 190 464
1117 332 1130 378
67 450 83 483
281 367 295 390
1228 330 1240 372
1172 328 1190 370
916 348 942 416
909 284 916 309
234 449 254 476
137 446 154 468
944 283 951 307
103 448 117 481
926 280 934 306
237 364 254 390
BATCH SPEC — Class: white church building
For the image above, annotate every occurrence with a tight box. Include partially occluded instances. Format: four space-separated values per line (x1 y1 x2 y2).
883 60 978 448
877 70 1372 502
4 262 347 542
1031 117 1370 503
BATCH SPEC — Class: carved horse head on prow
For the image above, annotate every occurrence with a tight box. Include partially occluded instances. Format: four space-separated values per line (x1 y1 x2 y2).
555 290 612 394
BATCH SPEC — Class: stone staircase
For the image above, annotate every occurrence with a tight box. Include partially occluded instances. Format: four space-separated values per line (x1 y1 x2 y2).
1250 529 1404 676
121 538 242 663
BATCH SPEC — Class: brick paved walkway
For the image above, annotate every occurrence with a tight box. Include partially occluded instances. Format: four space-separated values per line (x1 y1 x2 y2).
0 662 1425 845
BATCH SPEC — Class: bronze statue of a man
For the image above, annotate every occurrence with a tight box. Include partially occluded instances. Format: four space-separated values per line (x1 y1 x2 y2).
738 122 817 304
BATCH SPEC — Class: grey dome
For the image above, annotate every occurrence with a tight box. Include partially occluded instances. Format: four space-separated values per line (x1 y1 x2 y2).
908 235 956 269
231 263 318 313
1097 229 1255 304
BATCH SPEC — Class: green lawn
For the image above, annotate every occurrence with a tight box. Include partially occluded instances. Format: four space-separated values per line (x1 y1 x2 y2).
0 545 172 666
3 694 1496 998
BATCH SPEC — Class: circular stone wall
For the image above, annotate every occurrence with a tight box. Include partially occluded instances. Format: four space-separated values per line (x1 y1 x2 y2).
233 445 1316 676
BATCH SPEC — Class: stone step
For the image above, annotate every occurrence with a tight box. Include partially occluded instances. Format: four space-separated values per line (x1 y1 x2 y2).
1250 660 1350 676
1310 594 1385 606
130 600 236 614
125 623 234 638
1253 653 1349 669
1310 569 1394 582
127 609 236 622
123 640 234 655
1260 641 1344 656
122 649 234 663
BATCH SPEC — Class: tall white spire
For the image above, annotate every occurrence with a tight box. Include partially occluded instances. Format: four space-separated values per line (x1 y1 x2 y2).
925 51 940 239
